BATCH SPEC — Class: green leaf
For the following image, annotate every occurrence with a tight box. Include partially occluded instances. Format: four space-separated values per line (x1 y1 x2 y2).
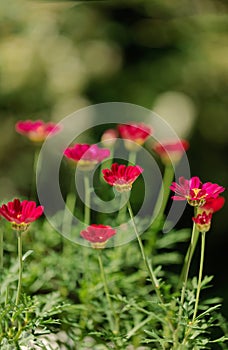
22 249 33 261
156 229 191 249
196 304 221 320
210 336 228 343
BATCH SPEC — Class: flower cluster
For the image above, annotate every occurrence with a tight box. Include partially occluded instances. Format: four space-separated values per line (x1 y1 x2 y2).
192 196 225 232
11 118 226 246
170 176 225 207
170 176 225 233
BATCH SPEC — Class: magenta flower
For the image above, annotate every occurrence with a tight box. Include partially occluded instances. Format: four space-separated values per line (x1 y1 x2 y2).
118 122 152 151
170 176 225 206
102 163 143 192
192 212 212 232
16 120 61 142
0 198 44 231
80 224 116 249
153 139 189 164
64 144 110 171
199 196 225 214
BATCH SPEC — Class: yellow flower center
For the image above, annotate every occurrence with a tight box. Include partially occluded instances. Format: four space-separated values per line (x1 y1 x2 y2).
192 188 201 196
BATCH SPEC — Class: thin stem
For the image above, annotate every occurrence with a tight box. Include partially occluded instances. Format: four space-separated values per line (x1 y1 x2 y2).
127 201 162 303
179 222 197 309
116 193 128 224
192 231 206 322
127 201 175 334
153 164 174 222
16 231 23 305
173 218 199 345
181 231 207 347
100 146 114 181
126 314 154 339
30 147 40 200
0 230 3 270
62 193 77 235
5 286 9 306
178 207 199 289
84 173 91 226
97 250 119 334
128 151 137 165
175 221 198 336
62 171 77 236
116 150 137 224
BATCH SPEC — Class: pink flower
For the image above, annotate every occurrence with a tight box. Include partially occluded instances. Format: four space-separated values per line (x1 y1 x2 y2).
80 224 116 249
64 144 110 171
118 122 152 151
192 212 212 232
16 120 61 142
153 139 189 164
170 176 225 207
102 163 143 192
101 128 118 147
0 198 44 231
199 196 225 214
192 196 225 232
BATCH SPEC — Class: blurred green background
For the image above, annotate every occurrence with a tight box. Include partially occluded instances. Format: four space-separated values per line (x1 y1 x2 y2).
0 0 227 315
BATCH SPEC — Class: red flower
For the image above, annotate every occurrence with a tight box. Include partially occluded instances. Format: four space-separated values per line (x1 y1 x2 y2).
80 224 116 249
102 163 143 192
199 196 225 214
170 176 225 207
0 198 44 231
192 212 212 232
153 139 189 164
101 128 118 147
16 120 61 142
64 144 110 171
118 122 152 151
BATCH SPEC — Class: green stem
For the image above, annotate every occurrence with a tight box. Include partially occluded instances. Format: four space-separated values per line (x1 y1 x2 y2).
62 193 77 235
116 151 137 224
127 201 162 303
13 321 23 342
97 250 119 334
100 146 115 181
128 151 137 165
30 147 40 200
126 314 154 340
173 217 199 345
62 171 77 236
175 221 197 336
178 209 199 289
181 231 207 346
152 164 174 226
0 230 3 270
84 173 91 226
116 193 128 224
5 286 9 306
192 231 206 322
127 201 175 334
16 231 23 305
179 223 197 311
